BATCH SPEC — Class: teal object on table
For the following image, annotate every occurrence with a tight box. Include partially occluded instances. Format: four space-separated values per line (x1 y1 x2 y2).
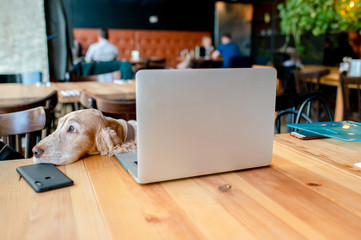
287 121 361 142
73 60 134 79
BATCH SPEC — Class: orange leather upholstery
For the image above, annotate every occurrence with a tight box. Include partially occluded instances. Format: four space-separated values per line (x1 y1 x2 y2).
73 29 99 56
110 29 136 60
73 28 211 68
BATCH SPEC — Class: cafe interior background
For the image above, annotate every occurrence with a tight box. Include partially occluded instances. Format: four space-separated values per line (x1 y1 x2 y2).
1 0 361 98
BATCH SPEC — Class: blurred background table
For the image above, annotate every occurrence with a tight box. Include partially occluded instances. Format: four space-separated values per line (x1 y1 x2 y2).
0 81 136 105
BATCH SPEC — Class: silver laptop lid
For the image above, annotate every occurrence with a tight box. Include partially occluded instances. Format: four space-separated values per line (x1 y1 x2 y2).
135 68 276 183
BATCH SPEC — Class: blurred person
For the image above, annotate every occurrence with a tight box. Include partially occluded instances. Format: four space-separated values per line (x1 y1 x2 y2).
199 36 214 58
85 27 118 62
177 35 214 69
212 33 242 68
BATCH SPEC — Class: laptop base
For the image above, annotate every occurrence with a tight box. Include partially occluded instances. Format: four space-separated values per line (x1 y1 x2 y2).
115 152 140 183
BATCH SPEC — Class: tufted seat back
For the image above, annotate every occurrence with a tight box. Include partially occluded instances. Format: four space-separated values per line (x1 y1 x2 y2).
73 28 211 68
110 29 136 60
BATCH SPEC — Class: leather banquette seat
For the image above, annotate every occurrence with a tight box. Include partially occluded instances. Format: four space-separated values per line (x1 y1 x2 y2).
73 28 211 68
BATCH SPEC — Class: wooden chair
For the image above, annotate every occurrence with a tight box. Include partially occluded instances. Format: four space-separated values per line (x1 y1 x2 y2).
0 90 57 114
145 58 166 69
0 90 58 135
294 69 330 93
339 74 361 121
69 70 121 82
79 89 136 120
135 58 172 73
68 71 120 112
0 107 50 158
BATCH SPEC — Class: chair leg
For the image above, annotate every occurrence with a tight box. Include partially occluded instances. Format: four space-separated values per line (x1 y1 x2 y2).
25 133 37 159
275 108 314 133
15 135 22 153
275 109 300 133
73 102 80 111
8 136 16 151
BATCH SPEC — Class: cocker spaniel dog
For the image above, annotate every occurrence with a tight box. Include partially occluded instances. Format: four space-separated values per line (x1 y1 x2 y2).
33 109 136 165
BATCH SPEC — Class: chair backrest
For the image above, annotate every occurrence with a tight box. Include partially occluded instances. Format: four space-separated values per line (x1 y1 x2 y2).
339 74 361 121
70 70 121 82
0 90 58 136
294 69 330 93
145 58 166 68
79 89 136 120
0 72 42 84
135 58 172 73
0 107 49 158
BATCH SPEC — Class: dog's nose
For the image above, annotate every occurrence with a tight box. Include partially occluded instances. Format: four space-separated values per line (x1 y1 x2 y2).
32 147 44 158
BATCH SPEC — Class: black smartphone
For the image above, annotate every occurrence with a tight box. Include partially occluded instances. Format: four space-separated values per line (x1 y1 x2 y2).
16 163 73 193
290 130 327 140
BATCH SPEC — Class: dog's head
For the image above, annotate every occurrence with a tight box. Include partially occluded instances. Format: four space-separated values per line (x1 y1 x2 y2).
33 109 127 165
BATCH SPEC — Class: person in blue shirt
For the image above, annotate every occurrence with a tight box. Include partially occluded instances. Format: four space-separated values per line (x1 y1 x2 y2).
212 33 242 68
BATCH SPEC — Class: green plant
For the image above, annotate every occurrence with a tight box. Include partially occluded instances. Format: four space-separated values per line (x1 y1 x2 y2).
278 0 361 53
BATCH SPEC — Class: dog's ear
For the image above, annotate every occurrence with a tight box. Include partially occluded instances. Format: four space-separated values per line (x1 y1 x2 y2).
95 117 125 156
95 127 118 156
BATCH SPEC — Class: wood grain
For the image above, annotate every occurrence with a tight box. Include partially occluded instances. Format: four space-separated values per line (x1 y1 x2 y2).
1 134 361 239
0 159 109 240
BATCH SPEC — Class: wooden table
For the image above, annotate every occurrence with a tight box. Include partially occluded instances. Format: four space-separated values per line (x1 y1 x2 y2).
1 134 361 239
0 81 136 105
53 81 136 103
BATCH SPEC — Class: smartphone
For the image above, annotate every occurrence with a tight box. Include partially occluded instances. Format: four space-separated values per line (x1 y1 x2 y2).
16 163 73 193
290 130 327 140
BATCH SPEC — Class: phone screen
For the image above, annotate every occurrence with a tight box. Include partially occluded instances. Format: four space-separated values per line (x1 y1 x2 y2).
16 163 73 193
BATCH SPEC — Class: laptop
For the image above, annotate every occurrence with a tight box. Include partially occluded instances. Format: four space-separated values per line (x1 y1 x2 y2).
115 68 277 184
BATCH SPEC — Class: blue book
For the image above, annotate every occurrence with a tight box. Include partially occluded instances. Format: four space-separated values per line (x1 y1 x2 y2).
287 121 361 142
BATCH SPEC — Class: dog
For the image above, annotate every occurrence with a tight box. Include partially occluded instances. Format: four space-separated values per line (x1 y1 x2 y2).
32 109 137 165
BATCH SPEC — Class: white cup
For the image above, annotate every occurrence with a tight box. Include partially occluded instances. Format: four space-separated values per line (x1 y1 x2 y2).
131 50 139 61
349 59 361 77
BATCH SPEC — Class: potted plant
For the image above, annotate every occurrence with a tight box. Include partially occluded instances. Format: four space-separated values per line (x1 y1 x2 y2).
278 0 361 55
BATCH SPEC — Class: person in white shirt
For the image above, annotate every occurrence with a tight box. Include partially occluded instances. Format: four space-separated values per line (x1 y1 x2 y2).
85 27 119 62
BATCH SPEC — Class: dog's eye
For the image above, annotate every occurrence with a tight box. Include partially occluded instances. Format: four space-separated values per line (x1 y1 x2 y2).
68 125 75 133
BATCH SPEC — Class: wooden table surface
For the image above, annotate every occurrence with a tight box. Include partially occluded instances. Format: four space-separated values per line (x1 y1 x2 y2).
0 80 136 105
1 134 361 240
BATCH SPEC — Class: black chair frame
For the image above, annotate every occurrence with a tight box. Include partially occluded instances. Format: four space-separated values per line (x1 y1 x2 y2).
275 94 333 133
